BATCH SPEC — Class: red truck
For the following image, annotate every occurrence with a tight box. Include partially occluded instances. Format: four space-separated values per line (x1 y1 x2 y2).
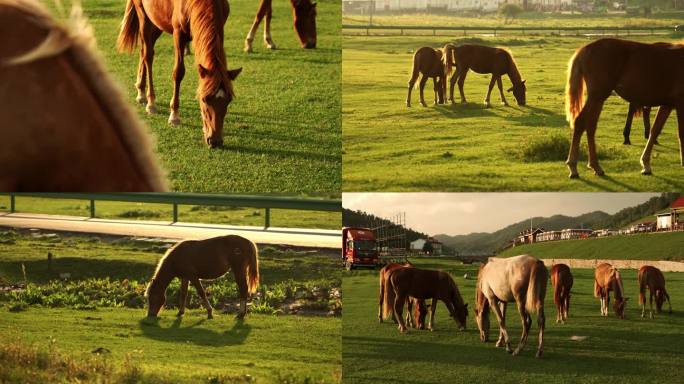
342 227 379 270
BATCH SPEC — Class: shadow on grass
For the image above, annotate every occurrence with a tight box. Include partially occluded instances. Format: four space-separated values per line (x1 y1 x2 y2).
139 316 251 346
433 102 498 120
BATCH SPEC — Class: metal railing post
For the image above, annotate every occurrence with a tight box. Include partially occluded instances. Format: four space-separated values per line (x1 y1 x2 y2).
172 203 178 223
89 199 95 218
10 194 15 213
264 208 270 229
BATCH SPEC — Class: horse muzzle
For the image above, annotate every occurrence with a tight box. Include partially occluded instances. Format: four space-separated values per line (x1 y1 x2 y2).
206 137 224 148
303 40 316 49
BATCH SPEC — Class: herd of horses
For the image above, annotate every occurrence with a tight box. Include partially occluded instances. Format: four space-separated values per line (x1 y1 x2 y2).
377 255 672 358
406 38 684 178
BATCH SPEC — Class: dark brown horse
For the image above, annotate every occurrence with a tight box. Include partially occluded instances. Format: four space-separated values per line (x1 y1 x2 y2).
118 0 242 148
0 0 167 191
638 265 672 319
244 0 317 52
594 263 628 319
475 255 547 357
146 235 259 319
385 267 467 333
623 104 654 145
406 46 447 107
565 38 684 178
443 44 526 108
378 261 426 328
550 264 573 324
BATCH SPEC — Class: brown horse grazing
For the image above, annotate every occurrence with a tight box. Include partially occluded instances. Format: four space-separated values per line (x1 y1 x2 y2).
117 0 242 148
385 267 468 333
244 0 317 52
378 261 426 328
406 47 447 107
0 0 167 191
623 104 654 145
443 44 526 108
550 264 573 324
594 263 628 319
146 235 259 319
475 255 547 357
638 265 672 319
565 38 684 178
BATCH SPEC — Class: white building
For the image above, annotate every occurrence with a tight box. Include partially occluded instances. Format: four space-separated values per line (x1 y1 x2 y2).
369 0 573 12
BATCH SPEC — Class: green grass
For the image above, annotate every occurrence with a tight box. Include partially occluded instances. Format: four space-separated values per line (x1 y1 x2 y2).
342 34 684 191
0 196 341 230
342 258 684 383
54 0 341 193
498 231 684 261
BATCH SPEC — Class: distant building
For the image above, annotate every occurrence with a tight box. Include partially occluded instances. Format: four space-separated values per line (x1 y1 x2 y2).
537 230 562 242
344 0 574 13
410 237 443 255
514 227 544 245
559 228 593 240
655 196 684 231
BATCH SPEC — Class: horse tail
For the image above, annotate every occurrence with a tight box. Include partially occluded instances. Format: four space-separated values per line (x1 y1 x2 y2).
526 260 548 314
565 48 585 125
117 0 139 53
593 276 601 298
383 271 396 320
246 240 260 294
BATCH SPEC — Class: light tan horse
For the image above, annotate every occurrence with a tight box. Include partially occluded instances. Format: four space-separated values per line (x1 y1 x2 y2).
146 235 259 319
244 0 317 52
117 0 242 148
594 263 628 319
0 0 167 191
475 255 547 357
638 265 672 319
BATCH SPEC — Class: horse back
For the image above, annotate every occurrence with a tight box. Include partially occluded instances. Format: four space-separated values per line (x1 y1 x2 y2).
456 44 509 74
166 235 252 279
413 46 444 77
391 267 450 300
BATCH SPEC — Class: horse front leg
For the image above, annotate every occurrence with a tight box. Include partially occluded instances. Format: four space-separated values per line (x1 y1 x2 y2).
263 0 276 49
457 69 468 104
177 278 189 317
677 106 684 167
623 103 635 145
168 30 187 126
394 293 408 333
407 70 419 108
244 0 270 52
641 106 672 175
484 76 496 108
491 299 511 353
649 290 655 319
496 77 508 106
141 22 162 114
419 76 428 107
191 279 213 319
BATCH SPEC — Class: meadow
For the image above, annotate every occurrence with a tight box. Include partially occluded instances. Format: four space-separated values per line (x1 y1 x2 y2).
342 257 684 384
58 0 341 193
342 33 684 191
0 230 341 383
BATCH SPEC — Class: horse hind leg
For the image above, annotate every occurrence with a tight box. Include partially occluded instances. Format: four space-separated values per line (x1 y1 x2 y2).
484 76 496 108
407 69 420 107
677 106 684 167
168 30 188 126
492 300 511 353
263 2 276 49
512 301 531 356
394 293 408 333
135 46 146 105
641 106 673 175
191 279 214 319
535 307 545 358
584 97 607 176
177 278 189 317
496 76 508 106
235 271 249 319
623 103 636 145
244 0 269 52
419 76 429 107
427 298 437 331
140 20 162 114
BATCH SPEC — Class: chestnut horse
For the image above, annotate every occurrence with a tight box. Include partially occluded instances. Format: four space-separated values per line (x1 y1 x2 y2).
118 0 242 148
406 47 447 107
146 235 259 319
638 265 672 319
244 0 317 52
475 255 547 357
565 38 684 178
623 104 653 145
0 0 166 191
443 44 526 108
550 264 573 324
385 267 467 333
594 263 628 319
378 261 427 329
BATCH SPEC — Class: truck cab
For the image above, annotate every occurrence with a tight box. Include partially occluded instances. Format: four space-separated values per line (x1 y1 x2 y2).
342 227 379 270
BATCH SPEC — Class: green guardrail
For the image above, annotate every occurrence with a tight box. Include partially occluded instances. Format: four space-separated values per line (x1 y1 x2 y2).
1 193 341 229
342 24 675 36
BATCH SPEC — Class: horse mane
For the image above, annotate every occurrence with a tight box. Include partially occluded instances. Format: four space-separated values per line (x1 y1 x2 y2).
501 48 523 85
612 268 624 299
145 244 178 297
189 0 234 99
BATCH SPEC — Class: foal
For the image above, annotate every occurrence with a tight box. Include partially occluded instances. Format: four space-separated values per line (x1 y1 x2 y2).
406 47 447 107
594 263 628 319
638 265 672 319
550 264 573 324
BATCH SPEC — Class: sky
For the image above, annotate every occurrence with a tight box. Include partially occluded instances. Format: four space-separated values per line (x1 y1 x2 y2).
343 193 660 236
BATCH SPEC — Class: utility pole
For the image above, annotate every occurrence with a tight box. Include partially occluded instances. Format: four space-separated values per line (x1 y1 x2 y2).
369 0 374 26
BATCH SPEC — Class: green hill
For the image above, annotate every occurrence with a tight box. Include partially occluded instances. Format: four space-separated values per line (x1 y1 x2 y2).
498 231 684 261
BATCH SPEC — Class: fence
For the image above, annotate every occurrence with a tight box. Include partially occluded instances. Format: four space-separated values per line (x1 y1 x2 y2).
1 193 341 229
342 24 676 37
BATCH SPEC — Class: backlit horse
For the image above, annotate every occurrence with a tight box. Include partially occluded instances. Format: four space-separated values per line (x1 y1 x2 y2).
443 44 526 108
475 255 547 357
623 104 653 145
594 263 628 319
565 38 684 178
378 261 427 329
406 46 447 107
146 235 259 319
0 0 167 191
550 263 573 324
244 0 317 52
638 265 672 319
385 267 467 333
118 0 242 148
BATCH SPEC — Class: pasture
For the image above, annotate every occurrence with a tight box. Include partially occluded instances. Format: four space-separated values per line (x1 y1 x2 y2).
342 257 684 384
0 230 341 383
58 0 340 193
342 34 684 191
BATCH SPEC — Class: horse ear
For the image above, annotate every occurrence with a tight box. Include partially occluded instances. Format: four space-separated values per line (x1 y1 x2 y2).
198 64 209 79
227 67 242 80
522 79 526 85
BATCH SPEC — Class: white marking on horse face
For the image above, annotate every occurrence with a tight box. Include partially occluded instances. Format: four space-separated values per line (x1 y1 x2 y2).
216 89 226 99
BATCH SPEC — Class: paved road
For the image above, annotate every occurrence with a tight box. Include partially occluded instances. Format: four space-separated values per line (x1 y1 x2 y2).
0 213 340 249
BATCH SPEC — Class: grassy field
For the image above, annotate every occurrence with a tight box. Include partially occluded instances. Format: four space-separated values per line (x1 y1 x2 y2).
499 231 684 261
0 231 341 383
342 258 684 384
342 34 684 191
58 0 340 193
0 195 341 230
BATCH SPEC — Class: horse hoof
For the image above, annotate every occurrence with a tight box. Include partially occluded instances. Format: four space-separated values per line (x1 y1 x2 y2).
207 314 214 320
146 105 157 115
136 96 146 105
594 170 605 176
512 349 520 356
236 312 246 320
568 173 579 179
168 117 181 126
266 44 277 50
623 141 631 145
536 351 543 358
176 312 184 317
420 102 427 107
641 170 652 176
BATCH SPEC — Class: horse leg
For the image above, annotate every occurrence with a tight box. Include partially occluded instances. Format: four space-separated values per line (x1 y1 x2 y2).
244 0 269 52
623 103 635 145
405 299 413 328
512 301 531 356
419 76 429 107
168 30 187 126
665 290 672 314
262 0 276 49
427 298 437 331
484 76 496 108
640 284 646 318
495 301 506 347
566 96 604 178
458 69 468 104
141 19 162 114
177 278 189 317
491 299 511 353
432 78 439 105
448 70 458 104
640 106 672 175
649 289 655 319
135 46 147 105
677 106 684 167
496 76 508 106
394 293 408 333
378 278 385 322
191 279 213 319
584 99 607 176
535 306 545 358
407 69 419 108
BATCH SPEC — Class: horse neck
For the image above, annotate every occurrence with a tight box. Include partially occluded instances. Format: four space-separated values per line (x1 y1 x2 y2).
506 55 522 85
149 262 174 295
612 271 624 299
188 0 229 92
